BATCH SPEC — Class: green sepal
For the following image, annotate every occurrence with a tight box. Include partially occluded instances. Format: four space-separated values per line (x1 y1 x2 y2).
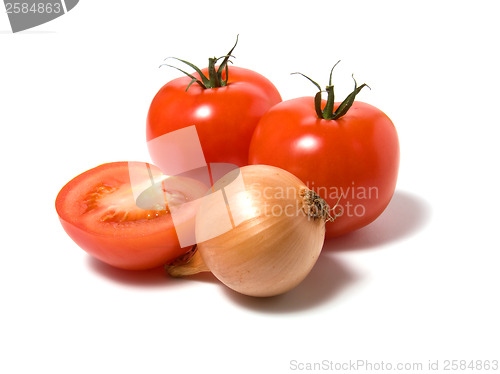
314 91 324 119
216 35 239 85
160 35 239 90
293 62 370 120
331 76 369 120
163 57 210 89
329 60 341 86
161 63 206 91
291 72 322 91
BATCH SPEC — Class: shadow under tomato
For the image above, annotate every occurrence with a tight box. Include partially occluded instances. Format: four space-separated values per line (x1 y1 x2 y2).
86 256 219 288
222 253 358 313
324 190 431 252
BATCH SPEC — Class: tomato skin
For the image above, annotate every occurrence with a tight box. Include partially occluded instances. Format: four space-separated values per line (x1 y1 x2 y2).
57 216 182 271
146 66 282 167
55 162 206 270
249 98 400 238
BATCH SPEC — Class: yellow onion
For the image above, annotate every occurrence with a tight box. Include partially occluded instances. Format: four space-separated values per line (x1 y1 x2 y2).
166 165 333 297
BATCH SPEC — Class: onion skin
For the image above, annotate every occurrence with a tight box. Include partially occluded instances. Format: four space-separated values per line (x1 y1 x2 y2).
191 165 328 297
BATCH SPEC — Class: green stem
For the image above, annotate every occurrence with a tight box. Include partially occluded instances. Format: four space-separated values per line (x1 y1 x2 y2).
322 86 335 120
293 62 370 120
160 35 239 91
208 57 220 88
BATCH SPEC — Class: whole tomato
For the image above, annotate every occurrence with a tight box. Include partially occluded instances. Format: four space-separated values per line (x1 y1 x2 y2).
146 37 282 167
249 66 400 238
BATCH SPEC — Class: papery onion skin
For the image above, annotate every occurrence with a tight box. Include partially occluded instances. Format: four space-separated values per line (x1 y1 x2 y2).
195 165 328 297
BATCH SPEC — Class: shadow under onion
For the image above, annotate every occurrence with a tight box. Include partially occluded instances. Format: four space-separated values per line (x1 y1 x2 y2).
222 253 358 313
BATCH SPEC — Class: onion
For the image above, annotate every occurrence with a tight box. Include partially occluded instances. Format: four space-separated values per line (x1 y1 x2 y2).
166 165 333 297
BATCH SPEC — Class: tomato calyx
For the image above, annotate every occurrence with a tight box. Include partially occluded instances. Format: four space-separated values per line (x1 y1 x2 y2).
292 61 370 120
160 35 239 91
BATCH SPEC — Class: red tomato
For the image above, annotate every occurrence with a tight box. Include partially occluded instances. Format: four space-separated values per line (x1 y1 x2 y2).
249 97 400 238
55 162 208 270
146 65 282 167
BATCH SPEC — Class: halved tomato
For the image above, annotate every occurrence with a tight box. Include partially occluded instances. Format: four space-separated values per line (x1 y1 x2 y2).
55 162 208 270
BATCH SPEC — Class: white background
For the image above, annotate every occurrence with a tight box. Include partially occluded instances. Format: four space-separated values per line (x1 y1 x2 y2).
1 1 499 373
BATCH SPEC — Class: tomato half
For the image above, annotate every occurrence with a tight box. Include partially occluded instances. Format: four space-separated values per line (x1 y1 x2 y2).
146 66 282 167
55 162 208 270
249 98 400 238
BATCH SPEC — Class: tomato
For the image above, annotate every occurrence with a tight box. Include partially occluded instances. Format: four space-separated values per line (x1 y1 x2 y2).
249 72 399 238
146 39 281 167
55 162 208 270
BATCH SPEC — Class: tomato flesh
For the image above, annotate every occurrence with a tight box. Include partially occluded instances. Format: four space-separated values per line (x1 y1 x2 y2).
56 162 208 270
